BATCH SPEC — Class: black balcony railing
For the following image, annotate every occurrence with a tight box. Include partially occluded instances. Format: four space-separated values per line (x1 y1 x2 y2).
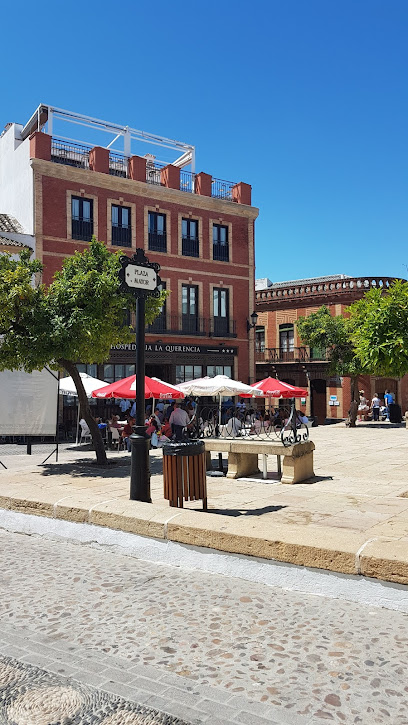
182 236 199 257
51 138 90 169
148 231 167 252
146 161 166 185
210 318 237 338
211 178 235 200
146 314 237 337
109 152 127 178
256 347 328 363
72 218 93 242
112 225 131 247
180 170 195 193
213 243 229 262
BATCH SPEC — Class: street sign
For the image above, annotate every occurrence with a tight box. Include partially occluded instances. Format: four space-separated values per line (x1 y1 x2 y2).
118 248 161 299
125 264 157 291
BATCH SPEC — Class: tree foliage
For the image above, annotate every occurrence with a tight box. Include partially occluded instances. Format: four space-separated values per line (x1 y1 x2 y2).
0 239 167 463
296 305 359 377
348 280 408 378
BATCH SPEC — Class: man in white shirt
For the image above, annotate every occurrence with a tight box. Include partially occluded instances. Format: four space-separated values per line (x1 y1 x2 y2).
169 403 190 441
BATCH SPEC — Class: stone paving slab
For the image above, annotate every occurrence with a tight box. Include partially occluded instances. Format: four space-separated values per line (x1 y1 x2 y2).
0 425 408 583
1 530 408 724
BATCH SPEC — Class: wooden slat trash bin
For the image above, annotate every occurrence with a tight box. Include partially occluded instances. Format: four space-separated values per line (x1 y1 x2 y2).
163 440 207 510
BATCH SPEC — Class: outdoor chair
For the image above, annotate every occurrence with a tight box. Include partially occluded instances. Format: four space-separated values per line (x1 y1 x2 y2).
110 426 125 452
79 421 91 445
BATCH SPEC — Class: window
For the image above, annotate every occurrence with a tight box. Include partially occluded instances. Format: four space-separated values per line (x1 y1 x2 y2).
213 224 229 262
148 211 166 252
112 205 131 247
206 365 232 378
213 288 229 336
176 365 202 384
182 284 199 333
103 364 135 384
77 363 97 378
148 281 167 333
279 324 294 360
182 218 199 257
72 196 93 241
255 326 265 353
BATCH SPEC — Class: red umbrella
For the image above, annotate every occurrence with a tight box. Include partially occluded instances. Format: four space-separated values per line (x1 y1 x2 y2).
240 377 308 399
92 375 185 400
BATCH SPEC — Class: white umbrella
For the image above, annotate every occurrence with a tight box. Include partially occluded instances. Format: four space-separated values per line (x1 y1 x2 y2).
174 375 262 428
59 372 110 444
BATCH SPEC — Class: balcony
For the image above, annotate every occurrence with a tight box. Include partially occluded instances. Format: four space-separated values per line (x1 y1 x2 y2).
72 218 93 242
112 225 131 247
147 314 237 338
182 236 199 257
213 243 229 262
148 231 167 253
256 347 328 363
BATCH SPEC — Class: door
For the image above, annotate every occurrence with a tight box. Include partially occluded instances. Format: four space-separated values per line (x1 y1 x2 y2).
182 284 198 333
311 379 327 424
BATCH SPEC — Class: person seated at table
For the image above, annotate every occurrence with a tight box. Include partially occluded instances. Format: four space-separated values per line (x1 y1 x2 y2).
154 406 164 424
296 410 309 427
263 413 271 431
161 417 172 439
109 414 122 430
225 415 242 437
150 419 171 448
121 416 135 452
145 416 158 437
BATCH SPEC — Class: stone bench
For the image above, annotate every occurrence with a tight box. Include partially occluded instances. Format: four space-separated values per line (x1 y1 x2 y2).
203 438 315 484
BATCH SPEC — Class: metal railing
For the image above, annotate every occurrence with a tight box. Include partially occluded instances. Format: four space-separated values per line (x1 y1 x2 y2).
210 318 237 338
213 243 229 262
180 169 195 193
146 161 166 186
146 314 237 337
51 138 90 169
182 236 199 257
211 178 235 200
184 403 310 447
112 225 131 247
72 219 93 242
148 231 167 252
109 152 127 177
256 347 328 363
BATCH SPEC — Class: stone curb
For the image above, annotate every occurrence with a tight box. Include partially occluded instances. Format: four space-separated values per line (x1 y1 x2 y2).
0 488 407 585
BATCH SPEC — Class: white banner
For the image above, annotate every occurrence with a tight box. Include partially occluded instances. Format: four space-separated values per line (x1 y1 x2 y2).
0 368 58 436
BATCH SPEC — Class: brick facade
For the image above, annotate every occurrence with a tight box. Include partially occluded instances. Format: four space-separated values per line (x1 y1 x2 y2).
255 278 408 423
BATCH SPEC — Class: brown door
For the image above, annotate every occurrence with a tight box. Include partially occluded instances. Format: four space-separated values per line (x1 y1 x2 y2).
311 379 327 424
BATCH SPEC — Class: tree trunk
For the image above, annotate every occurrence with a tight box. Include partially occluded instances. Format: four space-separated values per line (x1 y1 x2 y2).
346 375 358 428
59 359 108 466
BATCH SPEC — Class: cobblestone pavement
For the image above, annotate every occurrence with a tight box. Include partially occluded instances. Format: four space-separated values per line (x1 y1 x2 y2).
1 530 408 724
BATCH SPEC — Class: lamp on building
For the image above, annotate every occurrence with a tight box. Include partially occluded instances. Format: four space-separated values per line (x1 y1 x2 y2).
246 311 258 333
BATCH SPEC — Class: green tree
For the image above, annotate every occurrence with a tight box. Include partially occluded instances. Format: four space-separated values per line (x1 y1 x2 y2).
296 306 360 426
348 279 408 378
0 239 167 464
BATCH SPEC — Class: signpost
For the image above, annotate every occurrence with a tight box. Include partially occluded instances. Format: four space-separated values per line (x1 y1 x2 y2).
119 249 162 503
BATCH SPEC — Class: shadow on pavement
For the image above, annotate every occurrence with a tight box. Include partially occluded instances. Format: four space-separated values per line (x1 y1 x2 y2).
205 504 288 517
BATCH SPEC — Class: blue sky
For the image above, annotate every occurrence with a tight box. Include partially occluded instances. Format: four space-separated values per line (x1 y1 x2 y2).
1 0 407 282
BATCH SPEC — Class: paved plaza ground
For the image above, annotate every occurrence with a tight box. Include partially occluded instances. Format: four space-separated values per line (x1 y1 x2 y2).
1 528 408 725
0 423 408 584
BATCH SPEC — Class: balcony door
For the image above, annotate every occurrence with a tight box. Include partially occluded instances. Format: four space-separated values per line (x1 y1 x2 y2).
182 284 198 334
279 324 294 361
213 288 229 336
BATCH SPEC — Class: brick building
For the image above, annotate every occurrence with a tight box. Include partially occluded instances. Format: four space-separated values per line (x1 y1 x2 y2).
0 105 258 403
255 274 408 423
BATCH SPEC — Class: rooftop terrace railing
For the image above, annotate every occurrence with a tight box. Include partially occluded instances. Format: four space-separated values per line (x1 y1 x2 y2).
49 138 240 200
51 138 90 169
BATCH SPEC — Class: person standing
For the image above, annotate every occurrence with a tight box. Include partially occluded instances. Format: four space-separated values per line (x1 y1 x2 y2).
169 403 190 441
370 393 381 421
384 389 394 421
357 391 369 421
